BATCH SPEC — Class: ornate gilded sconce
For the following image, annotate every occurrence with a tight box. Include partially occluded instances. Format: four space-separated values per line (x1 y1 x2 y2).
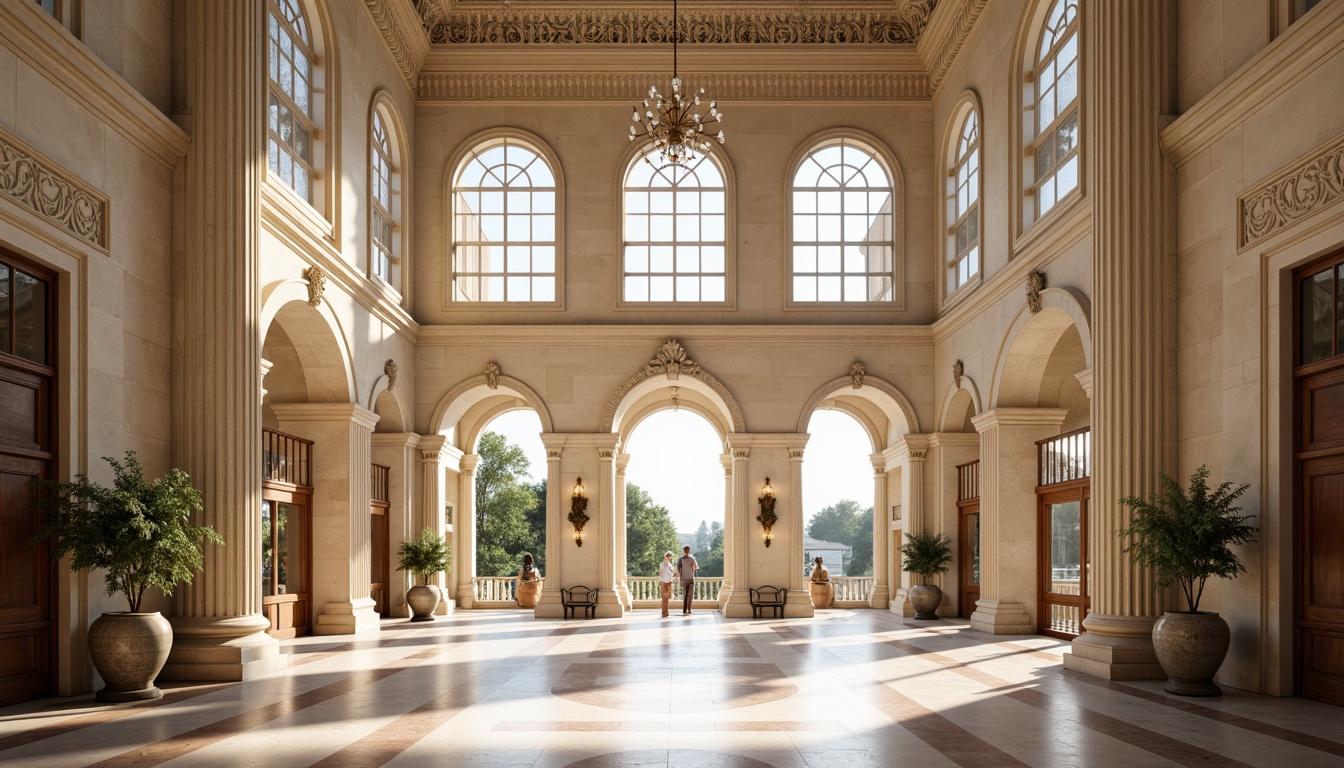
757 477 777 547
569 477 589 546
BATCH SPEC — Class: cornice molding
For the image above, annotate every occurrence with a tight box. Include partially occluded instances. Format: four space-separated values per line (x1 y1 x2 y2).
363 0 432 91
418 71 930 101
1160 0 1344 166
917 0 988 92
417 325 933 346
416 2 935 46
0 125 108 250
1239 130 1344 248
0 3 188 170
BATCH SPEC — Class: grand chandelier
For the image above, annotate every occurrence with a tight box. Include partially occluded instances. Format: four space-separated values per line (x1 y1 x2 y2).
629 0 724 165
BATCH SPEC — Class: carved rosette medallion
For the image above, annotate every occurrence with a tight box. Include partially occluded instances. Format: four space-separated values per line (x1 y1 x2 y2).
1026 268 1047 314
303 266 327 307
1240 134 1344 247
484 361 502 389
384 359 399 391
953 359 964 390
849 361 866 389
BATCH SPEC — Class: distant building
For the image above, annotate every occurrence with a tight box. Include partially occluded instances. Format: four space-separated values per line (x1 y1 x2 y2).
803 537 852 577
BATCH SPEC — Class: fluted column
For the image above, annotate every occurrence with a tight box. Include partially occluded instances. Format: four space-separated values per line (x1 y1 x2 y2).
784 441 814 617
272 404 381 636
417 435 459 613
891 435 930 616
722 439 753 617
1066 0 1171 681
456 453 480 609
615 453 632 609
535 437 565 618
595 438 624 618
165 0 282 681
869 453 891 608
718 453 733 608
372 432 421 619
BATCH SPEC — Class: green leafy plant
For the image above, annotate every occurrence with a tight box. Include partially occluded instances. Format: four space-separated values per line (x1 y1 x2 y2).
397 528 451 585
1117 465 1255 613
32 452 222 613
900 529 953 585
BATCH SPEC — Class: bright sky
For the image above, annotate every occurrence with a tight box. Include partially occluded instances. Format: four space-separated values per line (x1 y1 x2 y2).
481 408 876 535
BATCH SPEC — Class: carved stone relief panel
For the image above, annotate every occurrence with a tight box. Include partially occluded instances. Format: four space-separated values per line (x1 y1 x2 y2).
0 126 108 249
1240 132 1344 247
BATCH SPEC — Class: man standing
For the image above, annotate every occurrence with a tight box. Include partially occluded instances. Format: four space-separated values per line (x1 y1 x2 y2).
676 545 698 615
658 551 676 617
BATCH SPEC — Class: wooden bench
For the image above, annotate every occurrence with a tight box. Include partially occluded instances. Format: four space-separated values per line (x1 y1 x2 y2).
561 585 598 619
749 585 786 619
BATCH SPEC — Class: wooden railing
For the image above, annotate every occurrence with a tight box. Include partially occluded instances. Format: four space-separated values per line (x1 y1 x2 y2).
371 463 390 502
472 576 543 604
831 576 876 604
626 577 724 605
262 428 312 487
1037 427 1091 486
957 459 980 501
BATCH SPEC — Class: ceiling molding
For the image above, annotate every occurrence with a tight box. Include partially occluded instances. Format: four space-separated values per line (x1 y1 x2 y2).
362 0 432 91
414 1 936 46
418 71 931 101
917 0 988 92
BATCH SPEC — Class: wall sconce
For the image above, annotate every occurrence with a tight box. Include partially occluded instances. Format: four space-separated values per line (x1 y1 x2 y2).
568 477 589 547
756 477 777 548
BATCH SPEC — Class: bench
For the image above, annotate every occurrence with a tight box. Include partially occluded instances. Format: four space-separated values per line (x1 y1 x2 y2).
749 585 786 619
561 585 598 619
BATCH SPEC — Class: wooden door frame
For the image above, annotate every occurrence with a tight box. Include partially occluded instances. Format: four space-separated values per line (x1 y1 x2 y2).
1036 479 1090 640
370 498 390 617
957 497 980 618
260 481 313 639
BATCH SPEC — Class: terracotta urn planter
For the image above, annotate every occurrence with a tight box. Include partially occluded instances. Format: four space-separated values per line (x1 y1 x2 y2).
407 584 442 621
87 612 173 702
809 581 834 609
1152 611 1231 696
909 584 943 619
516 579 541 609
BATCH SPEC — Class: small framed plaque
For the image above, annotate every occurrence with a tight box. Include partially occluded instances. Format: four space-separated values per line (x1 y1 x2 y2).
891 503 902 522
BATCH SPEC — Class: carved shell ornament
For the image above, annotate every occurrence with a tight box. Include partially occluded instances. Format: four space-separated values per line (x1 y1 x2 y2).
849 361 866 389
484 361 502 389
303 266 327 307
1026 268 1047 314
645 339 701 380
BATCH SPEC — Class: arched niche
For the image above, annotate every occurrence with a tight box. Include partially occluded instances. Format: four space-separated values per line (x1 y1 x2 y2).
260 284 357 424
795 375 921 452
369 385 408 433
430 373 554 450
938 377 983 433
990 287 1093 430
601 341 744 440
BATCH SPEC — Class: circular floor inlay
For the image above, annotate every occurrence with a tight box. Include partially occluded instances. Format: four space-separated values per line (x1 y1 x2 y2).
564 749 777 768
551 662 798 712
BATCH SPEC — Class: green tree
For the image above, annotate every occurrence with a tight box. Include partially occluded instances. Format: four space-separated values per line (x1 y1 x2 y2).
625 482 680 576
695 520 725 577
474 431 541 577
806 499 874 576
524 478 547 576
694 520 711 553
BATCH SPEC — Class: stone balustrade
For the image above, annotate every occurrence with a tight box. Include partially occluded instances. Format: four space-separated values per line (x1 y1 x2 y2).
831 576 876 605
626 577 724 606
472 576 544 605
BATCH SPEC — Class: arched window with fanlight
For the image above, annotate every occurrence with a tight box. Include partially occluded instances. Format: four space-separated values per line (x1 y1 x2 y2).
948 106 980 294
791 136 897 303
267 0 319 204
369 102 404 291
1027 0 1080 222
621 151 729 304
450 135 560 303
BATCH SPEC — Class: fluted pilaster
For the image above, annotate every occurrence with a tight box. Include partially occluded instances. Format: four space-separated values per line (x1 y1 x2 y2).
595 439 624 618
373 432 421 619
615 453 632 609
869 453 890 608
535 438 565 618
166 0 279 681
719 453 733 608
456 453 480 609
1067 0 1172 681
722 440 753 617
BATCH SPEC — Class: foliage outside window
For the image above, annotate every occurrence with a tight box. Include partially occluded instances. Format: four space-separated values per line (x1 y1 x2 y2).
806 499 874 576
949 109 980 293
792 139 896 302
623 153 728 303
625 483 682 576
370 110 397 285
1030 0 1080 219
267 0 316 202
473 432 547 576
452 139 557 303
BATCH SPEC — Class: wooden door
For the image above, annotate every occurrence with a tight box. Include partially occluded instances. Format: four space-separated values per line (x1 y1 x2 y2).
0 257 55 708
1038 483 1090 639
261 490 311 639
1295 253 1344 706
370 502 389 617
958 499 980 618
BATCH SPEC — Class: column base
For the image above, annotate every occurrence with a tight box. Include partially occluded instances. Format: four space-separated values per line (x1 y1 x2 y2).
436 598 456 616
314 598 381 636
784 589 815 618
595 589 625 619
721 587 755 618
717 579 732 610
534 589 564 618
1063 613 1164 680
969 599 1033 634
618 580 633 610
456 588 475 610
162 615 286 682
868 584 891 609
891 588 914 618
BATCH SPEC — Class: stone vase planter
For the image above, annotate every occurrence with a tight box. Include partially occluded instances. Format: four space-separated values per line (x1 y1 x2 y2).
909 584 942 619
1152 611 1231 696
810 581 834 609
87 612 173 703
407 584 442 621
516 579 541 609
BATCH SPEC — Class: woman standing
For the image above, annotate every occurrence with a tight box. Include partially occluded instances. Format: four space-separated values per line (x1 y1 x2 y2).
658 551 676 617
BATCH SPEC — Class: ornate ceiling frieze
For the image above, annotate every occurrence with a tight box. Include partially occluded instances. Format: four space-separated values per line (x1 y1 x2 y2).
921 0 987 91
418 71 930 101
0 126 107 249
363 0 431 89
415 1 935 46
1240 131 1344 247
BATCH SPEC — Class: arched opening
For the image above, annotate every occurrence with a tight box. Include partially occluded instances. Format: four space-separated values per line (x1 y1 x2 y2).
621 409 726 614
803 410 877 608
464 408 547 606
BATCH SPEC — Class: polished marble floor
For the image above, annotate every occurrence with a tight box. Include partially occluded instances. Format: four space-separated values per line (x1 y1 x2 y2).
2 610 1342 767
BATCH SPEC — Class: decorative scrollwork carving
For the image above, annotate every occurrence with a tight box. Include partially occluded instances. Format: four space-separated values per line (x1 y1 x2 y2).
849 361 866 389
418 72 929 101
1026 269 1047 314
925 0 989 91
953 360 964 390
303 266 327 307
0 129 107 248
484 361 501 389
384 359 399 391
645 339 701 380
1240 134 1344 247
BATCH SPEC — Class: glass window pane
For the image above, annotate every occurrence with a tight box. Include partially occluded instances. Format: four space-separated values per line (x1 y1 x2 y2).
650 246 674 273
261 501 274 596
818 275 842 301
625 246 649 273
533 277 555 302
533 246 556 273
702 277 725 302
14 270 47 364
626 191 647 214
676 276 700 301
702 246 725 274
794 276 816 302
506 276 530 301
626 276 648 301
793 246 816 274
484 275 505 301
533 191 555 214
0 265 9 355
818 246 842 274
702 215 725 242
794 191 816 214
795 215 817 243
627 215 648 241
675 215 698 241
506 246 529 273
1048 501 1082 593
844 275 866 301
650 215 674 242
1303 269 1334 364
676 247 698 273
650 276 674 302
534 215 555 242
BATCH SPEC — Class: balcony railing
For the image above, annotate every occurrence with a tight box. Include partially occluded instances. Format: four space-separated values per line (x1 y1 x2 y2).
371 463 390 503
831 576 875 605
471 576 544 605
626 577 724 605
1037 427 1091 486
957 459 980 501
262 428 312 487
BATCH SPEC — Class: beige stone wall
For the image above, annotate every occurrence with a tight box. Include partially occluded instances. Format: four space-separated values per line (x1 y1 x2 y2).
82 0 174 113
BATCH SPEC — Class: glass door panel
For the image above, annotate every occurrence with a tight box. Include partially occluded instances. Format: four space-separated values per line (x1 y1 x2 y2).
958 503 980 618
1045 500 1082 635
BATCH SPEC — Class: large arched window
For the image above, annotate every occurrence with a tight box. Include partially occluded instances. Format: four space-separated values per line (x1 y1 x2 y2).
267 0 318 203
948 107 980 294
1028 0 1080 221
370 103 403 290
791 137 895 303
622 153 728 303
451 136 558 303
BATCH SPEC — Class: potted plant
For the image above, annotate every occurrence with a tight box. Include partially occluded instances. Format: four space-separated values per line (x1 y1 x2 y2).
397 528 451 621
33 452 221 702
1118 465 1254 696
900 529 953 619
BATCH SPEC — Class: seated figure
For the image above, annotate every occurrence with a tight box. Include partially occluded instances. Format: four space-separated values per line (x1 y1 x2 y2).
516 553 542 608
809 556 833 609
810 556 830 582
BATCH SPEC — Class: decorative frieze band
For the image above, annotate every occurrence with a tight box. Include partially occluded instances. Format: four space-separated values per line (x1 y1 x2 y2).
418 72 930 101
921 0 988 92
1239 132 1344 247
364 0 431 89
0 127 107 249
418 3 934 46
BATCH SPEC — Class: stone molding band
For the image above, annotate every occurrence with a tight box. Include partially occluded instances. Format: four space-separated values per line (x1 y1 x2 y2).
419 72 930 101
0 126 108 249
1239 131 1344 247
